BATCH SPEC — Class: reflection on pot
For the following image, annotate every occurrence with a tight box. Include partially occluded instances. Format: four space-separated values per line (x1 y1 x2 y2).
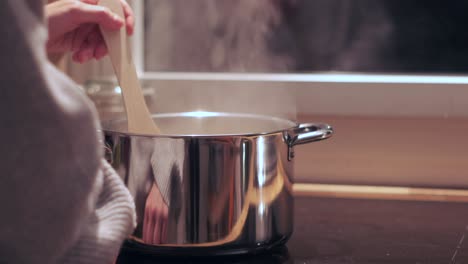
119 134 293 248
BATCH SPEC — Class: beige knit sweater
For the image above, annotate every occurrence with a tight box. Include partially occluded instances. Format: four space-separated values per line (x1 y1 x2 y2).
0 0 136 263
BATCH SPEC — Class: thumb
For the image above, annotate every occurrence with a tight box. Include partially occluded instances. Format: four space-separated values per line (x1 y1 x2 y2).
71 3 124 31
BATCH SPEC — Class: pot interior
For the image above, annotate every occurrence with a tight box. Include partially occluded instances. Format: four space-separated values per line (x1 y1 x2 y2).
102 112 296 136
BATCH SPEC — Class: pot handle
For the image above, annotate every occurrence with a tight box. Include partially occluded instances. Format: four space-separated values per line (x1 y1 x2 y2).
284 123 333 160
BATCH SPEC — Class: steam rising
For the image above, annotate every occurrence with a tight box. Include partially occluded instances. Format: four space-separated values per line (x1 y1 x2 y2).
144 78 297 134
141 0 297 132
144 0 295 72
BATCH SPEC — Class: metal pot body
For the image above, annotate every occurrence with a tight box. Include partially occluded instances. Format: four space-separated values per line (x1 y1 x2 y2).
103 113 332 255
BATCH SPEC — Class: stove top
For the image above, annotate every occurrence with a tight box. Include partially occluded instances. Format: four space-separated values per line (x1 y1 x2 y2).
117 196 468 263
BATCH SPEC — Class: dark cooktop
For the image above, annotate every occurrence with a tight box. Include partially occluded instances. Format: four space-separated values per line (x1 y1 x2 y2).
117 196 468 263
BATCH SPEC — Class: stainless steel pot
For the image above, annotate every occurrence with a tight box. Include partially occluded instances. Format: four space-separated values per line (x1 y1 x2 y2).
103 112 333 256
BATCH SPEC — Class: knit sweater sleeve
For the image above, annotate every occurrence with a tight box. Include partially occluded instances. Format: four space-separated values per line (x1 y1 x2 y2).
0 1 135 263
59 160 136 264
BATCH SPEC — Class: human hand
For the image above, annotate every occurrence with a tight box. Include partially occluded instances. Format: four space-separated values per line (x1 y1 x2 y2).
142 183 168 245
45 0 134 63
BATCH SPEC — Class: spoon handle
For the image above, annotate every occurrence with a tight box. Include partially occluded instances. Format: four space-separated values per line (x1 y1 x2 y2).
99 0 161 135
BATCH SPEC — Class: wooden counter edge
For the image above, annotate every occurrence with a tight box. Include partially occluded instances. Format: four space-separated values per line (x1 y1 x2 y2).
293 183 468 203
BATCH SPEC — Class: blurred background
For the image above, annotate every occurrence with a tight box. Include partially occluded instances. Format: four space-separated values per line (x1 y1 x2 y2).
68 0 468 80
62 0 468 190
144 0 468 73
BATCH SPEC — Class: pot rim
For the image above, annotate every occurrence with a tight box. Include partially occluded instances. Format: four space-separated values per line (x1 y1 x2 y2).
102 111 298 138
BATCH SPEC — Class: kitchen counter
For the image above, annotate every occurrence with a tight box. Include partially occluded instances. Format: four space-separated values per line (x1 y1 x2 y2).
117 195 468 263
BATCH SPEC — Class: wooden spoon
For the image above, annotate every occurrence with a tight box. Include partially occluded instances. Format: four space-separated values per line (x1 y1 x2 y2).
98 0 161 135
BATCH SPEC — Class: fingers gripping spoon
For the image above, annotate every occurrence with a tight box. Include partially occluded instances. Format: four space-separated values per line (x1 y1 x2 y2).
98 0 161 135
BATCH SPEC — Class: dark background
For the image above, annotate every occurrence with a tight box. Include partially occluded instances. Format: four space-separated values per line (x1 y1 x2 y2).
281 0 468 73
144 0 468 74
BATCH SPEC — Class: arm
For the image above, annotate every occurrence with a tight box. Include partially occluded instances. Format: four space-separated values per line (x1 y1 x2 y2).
0 0 134 263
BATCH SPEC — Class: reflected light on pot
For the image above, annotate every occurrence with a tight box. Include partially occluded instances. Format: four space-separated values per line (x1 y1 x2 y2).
181 111 219 118
114 86 122 94
258 202 266 215
257 137 266 186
